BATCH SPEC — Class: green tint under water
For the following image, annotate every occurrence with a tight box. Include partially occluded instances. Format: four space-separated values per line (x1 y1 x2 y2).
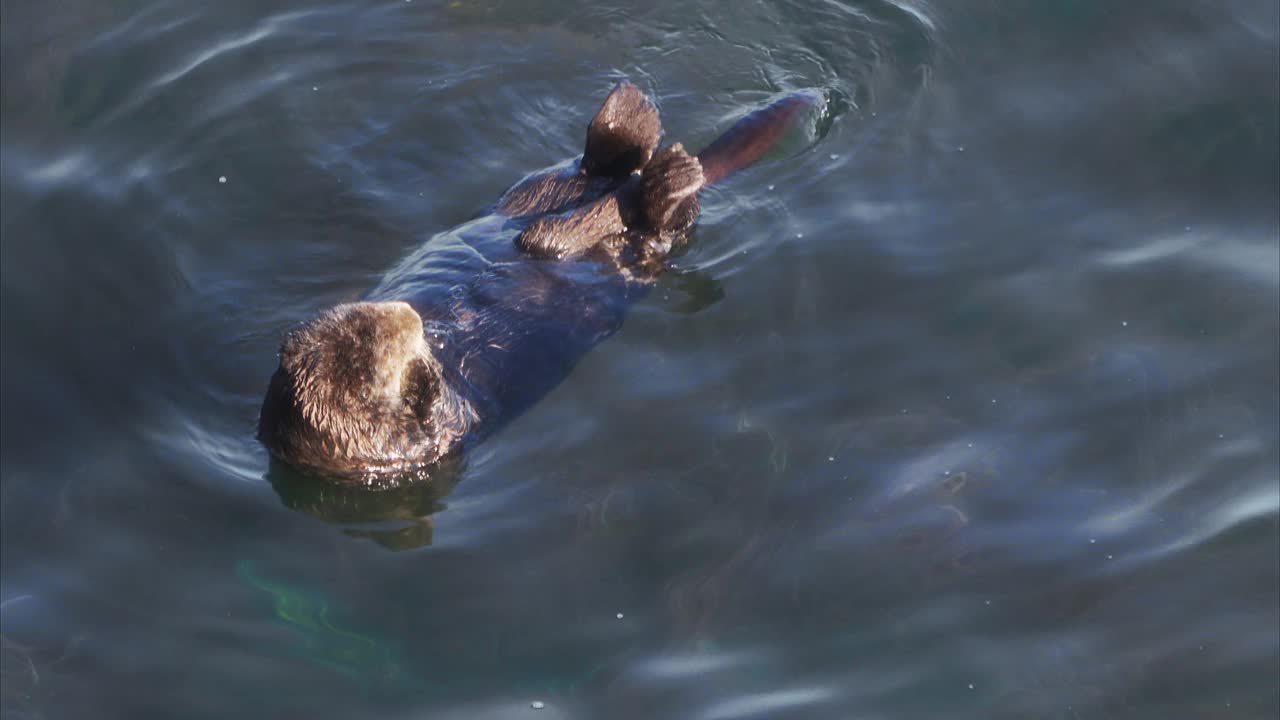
234 560 407 690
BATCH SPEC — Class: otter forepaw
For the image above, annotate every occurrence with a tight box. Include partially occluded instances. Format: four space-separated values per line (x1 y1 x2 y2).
642 143 704 232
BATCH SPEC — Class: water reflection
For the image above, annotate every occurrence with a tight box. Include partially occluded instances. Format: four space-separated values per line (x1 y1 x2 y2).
657 266 725 315
267 458 465 551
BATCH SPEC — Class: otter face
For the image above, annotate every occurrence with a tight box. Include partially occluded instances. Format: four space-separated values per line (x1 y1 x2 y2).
582 81 662 179
259 302 467 482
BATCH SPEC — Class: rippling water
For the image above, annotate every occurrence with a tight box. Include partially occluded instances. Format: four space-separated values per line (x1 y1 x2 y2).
2 1 1277 717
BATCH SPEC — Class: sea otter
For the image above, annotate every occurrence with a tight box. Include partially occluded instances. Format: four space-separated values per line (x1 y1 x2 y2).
259 82 815 483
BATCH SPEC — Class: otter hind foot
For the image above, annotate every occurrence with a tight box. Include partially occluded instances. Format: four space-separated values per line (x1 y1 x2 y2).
582 81 663 179
642 143 705 232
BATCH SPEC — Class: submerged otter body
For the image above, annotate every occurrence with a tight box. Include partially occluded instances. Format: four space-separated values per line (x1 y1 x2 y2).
260 83 814 482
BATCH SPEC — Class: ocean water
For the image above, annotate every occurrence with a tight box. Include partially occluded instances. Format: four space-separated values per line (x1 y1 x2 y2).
1 1 1277 718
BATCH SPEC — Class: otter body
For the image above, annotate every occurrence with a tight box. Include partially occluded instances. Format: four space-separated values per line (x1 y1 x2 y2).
260 83 814 482
369 217 636 437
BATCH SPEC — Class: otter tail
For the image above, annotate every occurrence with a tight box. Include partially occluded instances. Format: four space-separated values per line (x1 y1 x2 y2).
695 93 818 187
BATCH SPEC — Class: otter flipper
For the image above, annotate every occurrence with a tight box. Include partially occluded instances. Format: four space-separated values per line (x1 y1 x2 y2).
642 143 704 233
496 172 602 218
515 187 635 259
514 92 814 261
516 143 706 259
582 81 663 179
497 81 663 218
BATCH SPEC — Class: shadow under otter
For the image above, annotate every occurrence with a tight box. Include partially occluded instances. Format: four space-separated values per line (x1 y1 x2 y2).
259 82 817 484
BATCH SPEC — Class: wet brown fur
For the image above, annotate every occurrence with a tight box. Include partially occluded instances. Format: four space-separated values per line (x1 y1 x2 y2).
515 142 705 262
259 302 476 479
496 81 662 218
260 85 812 482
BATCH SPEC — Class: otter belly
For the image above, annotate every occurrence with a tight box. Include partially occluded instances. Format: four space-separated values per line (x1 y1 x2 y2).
366 215 638 443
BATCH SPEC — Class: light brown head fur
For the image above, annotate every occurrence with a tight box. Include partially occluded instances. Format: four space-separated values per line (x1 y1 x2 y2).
258 302 473 482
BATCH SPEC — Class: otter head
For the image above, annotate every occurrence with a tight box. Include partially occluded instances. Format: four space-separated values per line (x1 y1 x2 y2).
258 301 469 482
582 81 662 179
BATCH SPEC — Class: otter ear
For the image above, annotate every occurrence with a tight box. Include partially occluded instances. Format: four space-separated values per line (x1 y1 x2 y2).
582 81 663 179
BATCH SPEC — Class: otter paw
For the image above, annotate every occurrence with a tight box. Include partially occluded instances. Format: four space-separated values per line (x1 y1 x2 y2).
642 143 705 231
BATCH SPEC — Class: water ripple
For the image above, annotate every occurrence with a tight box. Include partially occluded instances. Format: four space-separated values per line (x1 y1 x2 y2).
698 686 835 720
148 12 299 89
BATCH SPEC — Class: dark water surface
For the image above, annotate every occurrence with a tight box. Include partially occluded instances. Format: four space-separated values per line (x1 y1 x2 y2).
2 1 1277 717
